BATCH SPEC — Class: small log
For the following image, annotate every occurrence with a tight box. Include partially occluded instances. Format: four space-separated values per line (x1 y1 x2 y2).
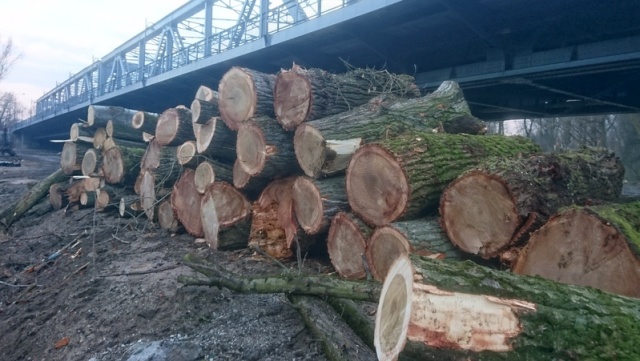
232 158 270 194
60 141 89 175
195 85 217 102
87 105 138 129
65 180 86 205
79 191 96 207
176 140 201 169
140 138 182 187
101 145 145 185
81 148 102 176
194 116 236 161
218 67 276 130
440 148 625 259
49 182 70 210
157 199 179 231
139 170 156 220
1 169 68 229
292 176 349 235
346 134 540 226
236 116 300 181
69 122 92 142
294 126 362 178
171 169 204 237
289 295 377 361
513 203 640 298
92 128 108 149
194 161 233 194
366 218 464 282
375 253 640 361
155 106 194 146
83 177 103 192
191 97 219 125
273 64 421 130
327 212 372 280
131 111 159 134
120 195 145 218
201 182 252 250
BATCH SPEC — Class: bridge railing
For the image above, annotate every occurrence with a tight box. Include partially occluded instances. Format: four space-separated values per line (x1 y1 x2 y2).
18 0 358 129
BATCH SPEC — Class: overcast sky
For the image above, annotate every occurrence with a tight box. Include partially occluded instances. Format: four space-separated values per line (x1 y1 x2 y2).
0 0 188 111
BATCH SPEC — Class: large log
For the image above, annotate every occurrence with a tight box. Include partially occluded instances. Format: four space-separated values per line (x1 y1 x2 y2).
327 212 372 280
374 253 640 361
200 182 252 250
155 106 194 146
439 147 625 259
273 64 421 131
366 218 464 282
236 116 300 181
218 67 276 130
292 176 349 235
171 169 204 237
513 202 640 298
346 134 540 226
101 145 145 185
194 116 236 161
87 105 138 129
1 169 67 229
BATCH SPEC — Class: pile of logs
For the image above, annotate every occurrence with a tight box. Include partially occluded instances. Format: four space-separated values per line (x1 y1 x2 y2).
10 63 636 360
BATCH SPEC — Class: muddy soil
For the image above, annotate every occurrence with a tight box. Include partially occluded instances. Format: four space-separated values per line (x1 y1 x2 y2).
0 148 335 361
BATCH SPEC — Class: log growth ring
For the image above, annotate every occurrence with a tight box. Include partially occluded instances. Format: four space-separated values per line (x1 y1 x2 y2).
274 70 312 130
327 213 367 279
236 124 267 176
366 226 412 282
294 124 326 178
292 177 323 234
218 67 257 130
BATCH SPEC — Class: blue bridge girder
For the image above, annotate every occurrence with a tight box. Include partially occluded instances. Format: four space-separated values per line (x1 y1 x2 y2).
14 0 640 142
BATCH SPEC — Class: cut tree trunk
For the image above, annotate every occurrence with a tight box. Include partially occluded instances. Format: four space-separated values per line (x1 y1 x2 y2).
140 138 182 187
81 148 102 176
157 199 179 231
60 141 89 175
288 295 377 361
49 183 69 211
1 169 68 229
195 85 217 102
93 128 108 149
440 147 625 259
327 212 372 280
292 176 349 235
131 111 159 134
194 116 236 161
139 170 157 220
69 123 93 143
171 168 204 237
194 160 233 194
87 105 138 129
273 64 420 131
346 134 540 226
366 218 463 282
83 177 103 192
512 202 640 298
375 253 640 361
294 82 484 178
191 97 219 125
218 67 276 130
106 118 147 143
101 145 145 185
176 141 201 169
236 116 300 181
232 158 270 194
155 106 194 146
200 182 252 250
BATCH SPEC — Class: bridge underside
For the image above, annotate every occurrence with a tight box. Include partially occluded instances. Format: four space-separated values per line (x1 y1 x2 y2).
17 0 640 142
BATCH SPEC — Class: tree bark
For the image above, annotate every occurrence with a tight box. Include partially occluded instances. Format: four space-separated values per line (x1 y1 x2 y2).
218 67 276 130
131 111 159 134
325 297 377 351
294 126 362 178
273 64 421 130
288 295 377 361
327 212 372 280
194 116 236 162
375 253 640 361
292 176 349 235
200 181 252 250
193 160 234 194
106 118 147 143
440 147 625 259
155 106 194 146
195 85 217 102
346 134 540 226
232 158 270 194
512 203 640 298
236 116 300 181
366 218 464 282
171 168 203 237
101 145 145 185
1 169 68 229
60 141 89 175
191 98 219 125
87 105 138 129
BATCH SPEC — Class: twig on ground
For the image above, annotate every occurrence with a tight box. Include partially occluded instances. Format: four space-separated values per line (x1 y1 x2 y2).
99 264 180 278
0 280 42 288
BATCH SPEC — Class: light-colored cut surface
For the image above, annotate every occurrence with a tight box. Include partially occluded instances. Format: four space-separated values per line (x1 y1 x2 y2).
293 125 325 178
326 213 367 279
367 226 412 281
218 67 255 130
236 124 266 176
274 71 311 130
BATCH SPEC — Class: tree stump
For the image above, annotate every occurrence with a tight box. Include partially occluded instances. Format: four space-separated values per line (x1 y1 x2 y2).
218 67 276 130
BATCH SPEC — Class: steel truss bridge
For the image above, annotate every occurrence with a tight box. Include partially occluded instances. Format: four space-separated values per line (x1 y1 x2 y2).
14 0 640 142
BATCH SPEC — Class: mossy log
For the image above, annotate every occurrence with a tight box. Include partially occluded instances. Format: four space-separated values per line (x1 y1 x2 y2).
101 145 145 185
1 169 68 229
273 65 420 131
171 169 204 237
131 111 159 134
289 295 377 361
327 212 372 280
375 253 640 361
60 141 90 175
200 182 252 250
325 297 377 351
87 105 138 129
366 218 464 282
191 97 219 125
218 67 276 130
440 147 625 259
513 202 640 298
155 106 194 146
292 176 349 235
236 116 300 182
194 116 236 162
346 134 540 226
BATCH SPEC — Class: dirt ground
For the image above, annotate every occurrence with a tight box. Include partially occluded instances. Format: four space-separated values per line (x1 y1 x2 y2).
0 148 336 361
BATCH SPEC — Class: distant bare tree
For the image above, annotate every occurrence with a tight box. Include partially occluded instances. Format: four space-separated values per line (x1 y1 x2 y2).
0 35 19 82
0 92 23 128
